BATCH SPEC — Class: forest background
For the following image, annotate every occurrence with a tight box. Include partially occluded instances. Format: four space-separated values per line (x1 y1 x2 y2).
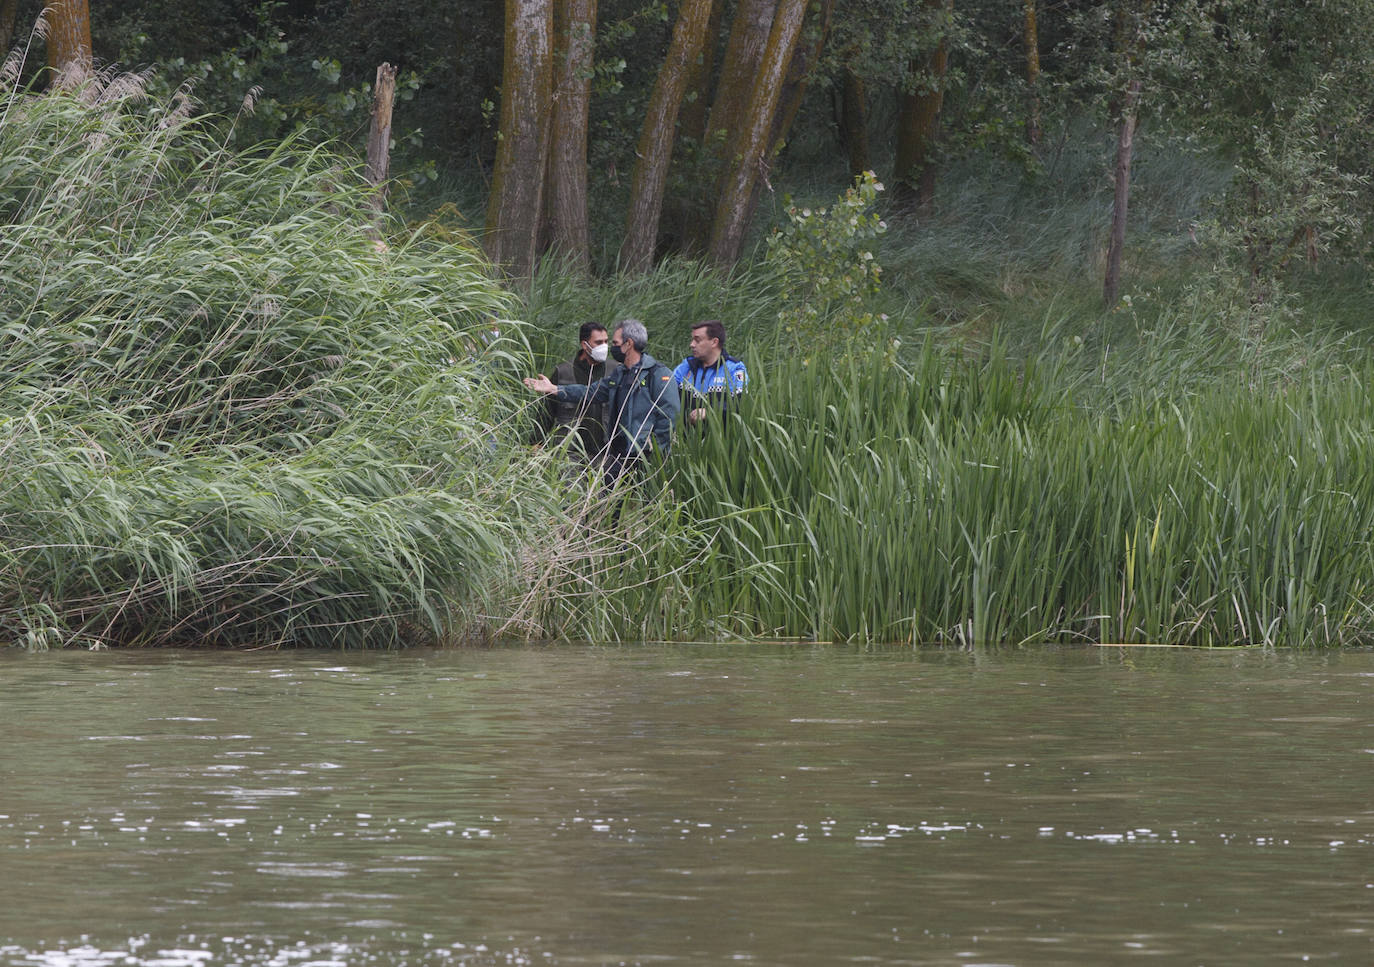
8 0 1374 649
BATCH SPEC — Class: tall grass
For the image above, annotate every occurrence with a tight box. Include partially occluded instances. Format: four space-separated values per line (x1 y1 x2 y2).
0 70 561 648
510 132 1374 647
662 326 1374 646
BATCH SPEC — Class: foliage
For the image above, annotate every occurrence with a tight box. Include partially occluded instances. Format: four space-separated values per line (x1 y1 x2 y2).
107 2 433 178
764 171 887 352
0 69 551 649
665 326 1374 646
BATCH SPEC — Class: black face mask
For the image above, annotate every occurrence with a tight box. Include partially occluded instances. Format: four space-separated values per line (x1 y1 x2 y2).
610 342 627 363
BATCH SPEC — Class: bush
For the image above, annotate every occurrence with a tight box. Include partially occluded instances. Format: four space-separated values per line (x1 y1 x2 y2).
0 70 546 648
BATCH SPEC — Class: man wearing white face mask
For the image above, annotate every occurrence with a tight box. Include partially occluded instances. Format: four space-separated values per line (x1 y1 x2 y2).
540 321 620 463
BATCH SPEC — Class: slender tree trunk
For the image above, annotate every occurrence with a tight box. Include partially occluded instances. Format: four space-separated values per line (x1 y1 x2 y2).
0 0 19 54
662 0 724 254
684 0 777 251
892 0 952 213
840 68 871 179
765 0 832 164
1024 0 1041 146
484 0 553 281
1103 0 1150 308
741 0 833 229
43 0 91 87
547 0 596 272
620 0 716 273
365 62 398 234
707 0 807 267
1103 77 1140 308
676 0 724 150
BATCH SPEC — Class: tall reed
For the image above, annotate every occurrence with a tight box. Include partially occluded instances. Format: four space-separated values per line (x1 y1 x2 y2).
0 71 554 648
662 334 1374 646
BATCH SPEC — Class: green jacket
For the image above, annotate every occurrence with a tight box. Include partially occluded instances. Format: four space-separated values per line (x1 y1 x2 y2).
554 352 681 457
544 354 619 456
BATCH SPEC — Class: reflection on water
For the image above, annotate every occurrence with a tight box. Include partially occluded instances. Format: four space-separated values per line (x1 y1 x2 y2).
2 645 1372 966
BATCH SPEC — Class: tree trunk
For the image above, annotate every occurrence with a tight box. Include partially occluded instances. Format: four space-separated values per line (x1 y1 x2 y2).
675 0 724 150
1 0 19 54
483 0 553 281
43 0 91 87
892 0 952 213
620 0 716 273
684 0 777 252
1024 0 1041 146
741 0 833 230
365 62 398 233
661 0 724 254
765 0 832 166
1103 76 1140 308
1103 0 1150 308
547 0 596 272
840 68 871 179
707 0 807 267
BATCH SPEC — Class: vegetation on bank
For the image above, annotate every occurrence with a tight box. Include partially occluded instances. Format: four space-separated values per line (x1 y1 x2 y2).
0 75 553 648
9 62 1374 648
513 132 1374 648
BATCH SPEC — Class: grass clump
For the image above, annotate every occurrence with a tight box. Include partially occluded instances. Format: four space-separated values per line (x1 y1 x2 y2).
667 338 1374 646
511 131 1374 647
0 70 551 649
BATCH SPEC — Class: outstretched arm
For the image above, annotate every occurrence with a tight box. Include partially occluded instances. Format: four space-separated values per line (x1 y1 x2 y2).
524 375 557 394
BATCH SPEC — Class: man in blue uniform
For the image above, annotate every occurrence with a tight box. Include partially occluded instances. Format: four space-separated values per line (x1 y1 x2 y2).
524 318 680 483
672 319 748 425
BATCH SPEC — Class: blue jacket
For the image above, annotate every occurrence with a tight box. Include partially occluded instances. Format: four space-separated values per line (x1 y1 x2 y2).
554 352 681 457
673 355 748 408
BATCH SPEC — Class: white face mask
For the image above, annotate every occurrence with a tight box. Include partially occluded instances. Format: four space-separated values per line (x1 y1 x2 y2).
587 343 609 363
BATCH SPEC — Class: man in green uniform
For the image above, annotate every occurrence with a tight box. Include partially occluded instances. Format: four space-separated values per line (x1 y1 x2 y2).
541 321 619 464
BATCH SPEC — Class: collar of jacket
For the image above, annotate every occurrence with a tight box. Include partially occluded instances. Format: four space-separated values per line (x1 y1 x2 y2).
571 353 610 381
625 352 661 376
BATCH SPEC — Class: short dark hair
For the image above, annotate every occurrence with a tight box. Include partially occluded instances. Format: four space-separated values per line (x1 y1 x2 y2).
579 321 607 344
692 319 726 353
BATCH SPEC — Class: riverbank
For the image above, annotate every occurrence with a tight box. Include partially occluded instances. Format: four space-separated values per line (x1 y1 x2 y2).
8 76 1374 648
513 140 1374 647
0 76 557 649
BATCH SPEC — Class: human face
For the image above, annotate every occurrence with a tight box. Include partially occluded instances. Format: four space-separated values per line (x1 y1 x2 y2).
610 329 629 363
689 326 721 364
582 328 609 361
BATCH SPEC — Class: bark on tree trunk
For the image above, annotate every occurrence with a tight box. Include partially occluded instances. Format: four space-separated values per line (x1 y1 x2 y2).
1 0 20 54
547 0 596 272
840 68 871 180
1024 0 1041 146
1103 76 1140 308
764 0 832 165
684 0 777 252
620 0 715 273
706 0 807 267
662 0 724 254
365 62 398 233
740 0 833 233
484 0 553 282
892 0 952 214
43 0 91 88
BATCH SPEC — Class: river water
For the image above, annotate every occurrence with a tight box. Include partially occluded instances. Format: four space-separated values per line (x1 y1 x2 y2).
1 644 1371 966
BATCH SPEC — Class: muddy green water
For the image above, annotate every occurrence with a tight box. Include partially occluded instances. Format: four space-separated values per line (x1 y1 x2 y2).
1 645 1372 966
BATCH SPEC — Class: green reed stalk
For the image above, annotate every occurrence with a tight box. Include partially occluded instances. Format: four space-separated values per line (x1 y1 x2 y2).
0 71 566 649
661 338 1374 646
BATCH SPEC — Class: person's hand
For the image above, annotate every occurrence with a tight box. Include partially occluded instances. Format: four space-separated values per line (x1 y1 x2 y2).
687 407 707 425
524 375 557 394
